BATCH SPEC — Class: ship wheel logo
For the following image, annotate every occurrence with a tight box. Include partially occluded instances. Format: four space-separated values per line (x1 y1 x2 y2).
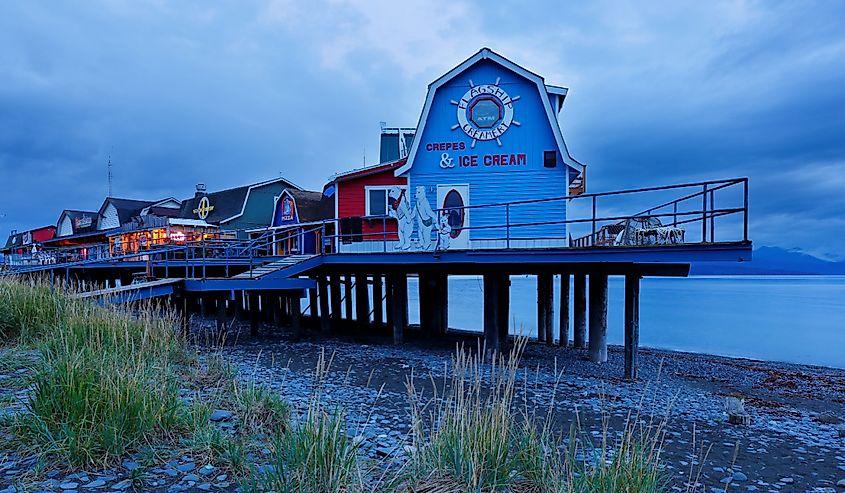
451 77 520 148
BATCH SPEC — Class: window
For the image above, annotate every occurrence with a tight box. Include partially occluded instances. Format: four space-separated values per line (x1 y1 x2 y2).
368 189 387 216
544 150 557 168
365 186 406 216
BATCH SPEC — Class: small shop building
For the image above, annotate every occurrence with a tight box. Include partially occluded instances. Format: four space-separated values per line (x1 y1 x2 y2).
327 158 408 252
260 189 334 256
395 48 586 251
179 178 300 236
2 226 57 266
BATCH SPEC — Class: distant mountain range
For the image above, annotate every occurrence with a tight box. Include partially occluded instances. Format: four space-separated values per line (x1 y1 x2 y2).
690 246 845 275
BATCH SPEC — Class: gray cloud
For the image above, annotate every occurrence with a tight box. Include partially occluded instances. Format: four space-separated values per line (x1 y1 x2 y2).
1 0 844 259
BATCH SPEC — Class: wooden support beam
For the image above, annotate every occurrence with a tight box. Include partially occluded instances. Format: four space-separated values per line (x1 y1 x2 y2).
497 274 510 350
290 294 303 341
318 276 331 335
389 273 407 345
573 273 587 349
249 292 260 336
385 275 395 330
329 275 342 324
355 274 369 329
344 275 354 321
624 274 641 381
483 273 502 355
588 274 608 363
372 275 383 327
308 287 319 328
437 273 449 335
537 273 554 345
419 273 434 337
559 274 570 347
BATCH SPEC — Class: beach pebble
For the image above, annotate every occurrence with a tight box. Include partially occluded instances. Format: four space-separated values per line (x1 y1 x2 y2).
59 482 79 490
176 462 196 473
836 478 845 487
82 479 106 488
209 409 233 422
732 471 748 481
780 477 794 484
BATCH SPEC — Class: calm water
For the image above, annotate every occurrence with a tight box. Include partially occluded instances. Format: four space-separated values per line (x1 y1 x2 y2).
406 276 845 369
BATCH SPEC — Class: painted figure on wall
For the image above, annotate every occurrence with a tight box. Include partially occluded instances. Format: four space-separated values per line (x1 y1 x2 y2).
437 211 452 250
415 186 436 250
389 186 413 250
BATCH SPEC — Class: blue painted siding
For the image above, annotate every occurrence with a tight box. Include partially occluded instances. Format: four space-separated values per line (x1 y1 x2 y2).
405 59 569 241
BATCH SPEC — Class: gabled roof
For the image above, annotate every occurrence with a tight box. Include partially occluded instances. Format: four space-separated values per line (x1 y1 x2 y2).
3 226 56 250
277 189 334 224
98 197 156 224
331 158 407 183
57 209 98 233
395 47 583 176
179 177 300 224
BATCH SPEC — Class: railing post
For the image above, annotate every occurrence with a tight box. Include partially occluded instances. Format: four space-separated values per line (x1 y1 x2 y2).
709 189 715 243
701 184 708 243
506 204 511 249
673 202 678 227
383 216 387 253
743 179 749 242
591 196 597 247
202 236 207 280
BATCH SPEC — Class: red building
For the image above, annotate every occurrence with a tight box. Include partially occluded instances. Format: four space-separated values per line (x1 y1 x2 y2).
2 226 57 266
326 158 408 252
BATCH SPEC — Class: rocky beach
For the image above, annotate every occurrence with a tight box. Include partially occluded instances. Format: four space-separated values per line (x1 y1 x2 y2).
1 316 844 493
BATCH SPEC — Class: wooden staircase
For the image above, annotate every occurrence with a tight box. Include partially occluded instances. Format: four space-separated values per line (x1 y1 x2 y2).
232 255 316 279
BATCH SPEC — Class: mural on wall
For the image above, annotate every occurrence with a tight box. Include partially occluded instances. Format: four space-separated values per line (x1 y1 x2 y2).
415 186 437 250
388 186 413 250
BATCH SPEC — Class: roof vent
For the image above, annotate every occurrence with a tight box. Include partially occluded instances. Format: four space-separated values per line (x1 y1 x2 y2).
195 183 207 197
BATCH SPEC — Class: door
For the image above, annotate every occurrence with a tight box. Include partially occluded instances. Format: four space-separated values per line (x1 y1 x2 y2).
436 184 470 250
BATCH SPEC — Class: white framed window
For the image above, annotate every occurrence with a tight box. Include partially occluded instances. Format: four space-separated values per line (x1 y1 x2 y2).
364 185 406 217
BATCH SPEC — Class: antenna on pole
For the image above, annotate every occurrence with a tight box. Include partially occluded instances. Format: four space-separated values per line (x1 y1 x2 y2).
107 154 113 197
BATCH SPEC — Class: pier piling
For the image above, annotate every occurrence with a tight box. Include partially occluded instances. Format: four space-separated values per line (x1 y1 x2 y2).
483 273 507 354
318 275 331 335
497 274 510 350
574 273 587 349
329 275 342 324
537 273 554 345
588 274 608 363
624 274 641 380
249 292 260 336
290 294 303 341
560 274 570 347
372 275 383 327
344 275 353 322
355 273 369 329
389 273 407 345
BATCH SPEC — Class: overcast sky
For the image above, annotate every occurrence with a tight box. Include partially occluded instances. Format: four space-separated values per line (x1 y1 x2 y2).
1 1 844 259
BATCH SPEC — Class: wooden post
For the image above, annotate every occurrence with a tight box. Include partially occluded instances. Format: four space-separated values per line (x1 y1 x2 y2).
497 274 510 350
176 296 190 338
385 275 395 330
372 275 383 327
437 273 449 335
344 275 353 321
308 286 319 328
290 294 303 341
355 273 369 329
483 273 501 355
249 292 260 336
573 273 587 349
419 273 433 337
318 275 331 335
389 273 407 344
559 274 570 347
588 273 608 363
624 274 641 381
330 274 342 324
537 273 554 345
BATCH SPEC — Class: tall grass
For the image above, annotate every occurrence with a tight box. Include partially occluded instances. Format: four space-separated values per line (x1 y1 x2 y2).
0 278 187 466
246 350 366 493
406 339 672 493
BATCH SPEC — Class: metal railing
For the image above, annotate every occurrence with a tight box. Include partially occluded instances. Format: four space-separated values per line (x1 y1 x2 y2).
2 177 749 277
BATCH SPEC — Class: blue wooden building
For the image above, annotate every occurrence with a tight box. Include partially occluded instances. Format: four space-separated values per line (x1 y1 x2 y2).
395 48 586 250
